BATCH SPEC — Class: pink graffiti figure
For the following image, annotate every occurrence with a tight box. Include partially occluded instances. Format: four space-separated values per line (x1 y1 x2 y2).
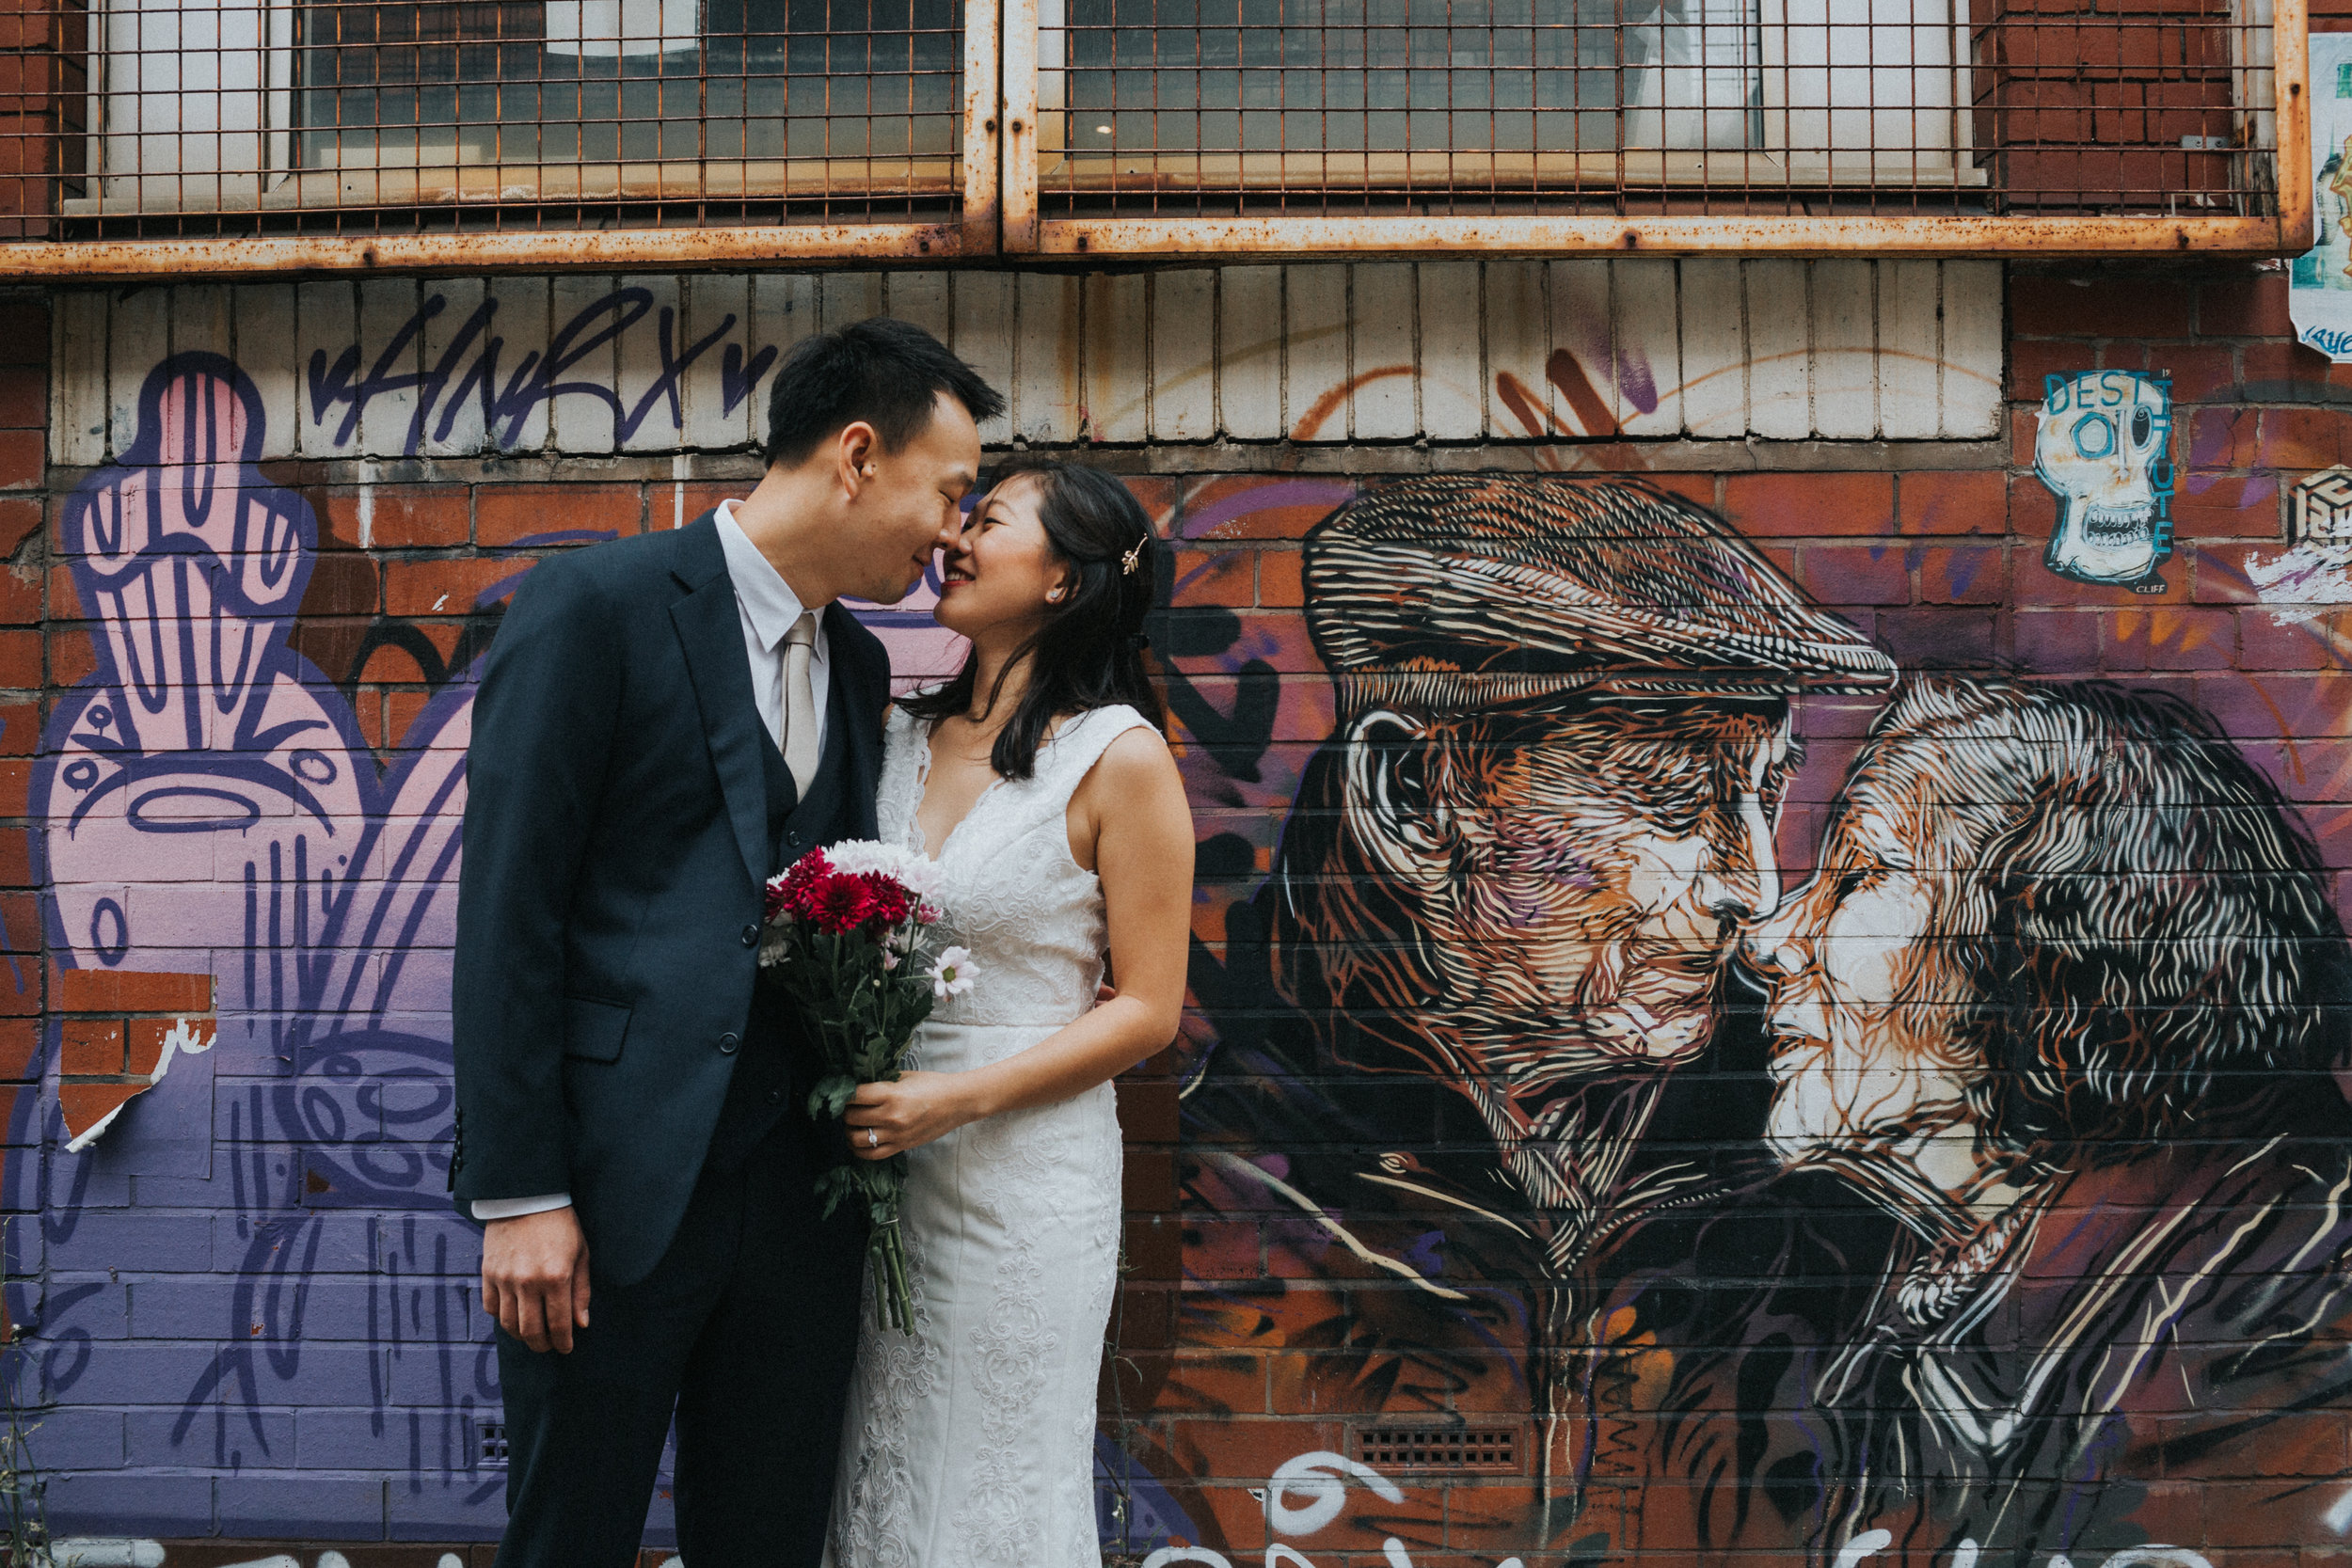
40 352 469 1140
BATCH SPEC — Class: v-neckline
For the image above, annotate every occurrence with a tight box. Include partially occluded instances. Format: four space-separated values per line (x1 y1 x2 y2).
911 712 1076 862
913 723 1008 863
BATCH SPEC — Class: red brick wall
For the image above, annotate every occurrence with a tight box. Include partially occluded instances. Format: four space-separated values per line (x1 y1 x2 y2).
17 261 2352 1563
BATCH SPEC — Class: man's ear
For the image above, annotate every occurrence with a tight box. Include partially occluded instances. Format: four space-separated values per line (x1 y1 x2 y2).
838 421 881 496
1341 709 1455 892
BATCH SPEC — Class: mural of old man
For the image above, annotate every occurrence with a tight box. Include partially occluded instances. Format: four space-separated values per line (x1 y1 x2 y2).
1177 475 1896 1543
1572 675 2352 1564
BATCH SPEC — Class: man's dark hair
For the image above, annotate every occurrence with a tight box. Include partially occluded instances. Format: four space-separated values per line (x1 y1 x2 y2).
1859 676 2352 1156
763 316 1005 468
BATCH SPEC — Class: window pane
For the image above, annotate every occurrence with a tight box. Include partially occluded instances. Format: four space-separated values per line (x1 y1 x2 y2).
1061 0 1763 154
297 0 964 185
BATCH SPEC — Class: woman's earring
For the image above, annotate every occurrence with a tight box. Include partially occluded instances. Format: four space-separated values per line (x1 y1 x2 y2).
1047 587 1065 604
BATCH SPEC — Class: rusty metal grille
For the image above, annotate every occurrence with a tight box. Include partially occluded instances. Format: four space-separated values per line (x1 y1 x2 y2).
0 0 2307 260
1030 0 2280 218
8 0 967 235
1353 1423 1523 1472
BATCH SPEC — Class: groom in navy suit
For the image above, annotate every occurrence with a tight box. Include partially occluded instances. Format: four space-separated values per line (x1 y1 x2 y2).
453 319 1004 1566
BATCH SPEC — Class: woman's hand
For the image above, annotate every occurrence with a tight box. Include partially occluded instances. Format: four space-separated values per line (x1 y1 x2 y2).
844 1070 984 1160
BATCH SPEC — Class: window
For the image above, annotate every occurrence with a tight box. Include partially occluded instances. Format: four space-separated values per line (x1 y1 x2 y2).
1035 0 2258 214
81 0 967 215
9 0 2306 257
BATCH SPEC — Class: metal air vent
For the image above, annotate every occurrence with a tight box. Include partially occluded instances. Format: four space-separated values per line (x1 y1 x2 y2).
1352 1423 1521 1473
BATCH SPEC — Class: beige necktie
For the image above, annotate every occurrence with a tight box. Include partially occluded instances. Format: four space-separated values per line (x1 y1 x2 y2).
779 610 820 798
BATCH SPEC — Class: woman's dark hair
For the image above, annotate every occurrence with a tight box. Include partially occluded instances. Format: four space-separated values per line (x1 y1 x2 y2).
898 457 1168 780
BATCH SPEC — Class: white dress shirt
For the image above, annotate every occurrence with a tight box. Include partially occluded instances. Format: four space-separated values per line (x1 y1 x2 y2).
471 499 835 1224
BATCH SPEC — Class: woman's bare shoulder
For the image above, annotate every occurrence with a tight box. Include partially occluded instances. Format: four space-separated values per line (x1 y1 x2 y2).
1093 720 1176 779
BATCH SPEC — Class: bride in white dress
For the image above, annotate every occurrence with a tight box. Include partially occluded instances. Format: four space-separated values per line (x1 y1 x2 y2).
824 459 1196 1568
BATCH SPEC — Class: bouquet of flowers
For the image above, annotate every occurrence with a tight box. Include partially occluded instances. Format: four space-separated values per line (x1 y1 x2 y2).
759 840 975 1333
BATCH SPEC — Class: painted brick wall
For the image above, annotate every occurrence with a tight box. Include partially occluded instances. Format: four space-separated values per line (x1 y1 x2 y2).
10 260 2352 1568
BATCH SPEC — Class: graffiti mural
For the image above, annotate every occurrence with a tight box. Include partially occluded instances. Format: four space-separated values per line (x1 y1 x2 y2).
1152 474 2352 1567
21 290 2352 1566
23 351 498 1527
2034 371 2176 594
304 285 774 458
1569 675 2352 1563
16 350 1126 1541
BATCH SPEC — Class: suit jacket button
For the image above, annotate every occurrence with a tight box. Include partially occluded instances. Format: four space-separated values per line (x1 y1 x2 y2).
786 832 803 851
767 1089 783 1104
740 924 760 947
718 1033 740 1054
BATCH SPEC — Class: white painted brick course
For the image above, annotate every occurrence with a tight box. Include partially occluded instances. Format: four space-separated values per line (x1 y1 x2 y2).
50 263 2005 465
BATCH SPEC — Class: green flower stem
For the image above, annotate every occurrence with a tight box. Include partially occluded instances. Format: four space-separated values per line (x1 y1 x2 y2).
769 912 946 1337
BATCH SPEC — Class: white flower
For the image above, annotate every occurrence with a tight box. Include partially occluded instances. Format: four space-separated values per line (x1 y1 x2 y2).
927 946 976 999
821 839 944 901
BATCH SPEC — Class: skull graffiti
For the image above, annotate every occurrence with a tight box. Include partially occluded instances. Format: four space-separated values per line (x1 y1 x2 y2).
2035 370 2175 589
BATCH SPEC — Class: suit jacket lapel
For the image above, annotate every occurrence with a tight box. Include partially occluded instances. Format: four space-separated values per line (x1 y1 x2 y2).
668 515 771 894
823 601 890 842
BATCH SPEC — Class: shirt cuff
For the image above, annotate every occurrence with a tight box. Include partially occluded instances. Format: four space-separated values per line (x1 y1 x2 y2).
470 1193 573 1222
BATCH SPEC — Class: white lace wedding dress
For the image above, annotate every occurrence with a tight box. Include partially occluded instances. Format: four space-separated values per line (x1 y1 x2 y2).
822 702 1151 1568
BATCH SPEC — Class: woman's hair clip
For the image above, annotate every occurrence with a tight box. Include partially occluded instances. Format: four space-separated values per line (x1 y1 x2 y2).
1121 537 1148 577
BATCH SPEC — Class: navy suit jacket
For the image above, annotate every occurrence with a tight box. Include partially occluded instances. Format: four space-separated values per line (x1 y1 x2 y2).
451 514 889 1286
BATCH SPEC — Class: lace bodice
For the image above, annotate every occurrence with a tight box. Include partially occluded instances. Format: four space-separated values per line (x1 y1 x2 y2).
878 703 1152 1029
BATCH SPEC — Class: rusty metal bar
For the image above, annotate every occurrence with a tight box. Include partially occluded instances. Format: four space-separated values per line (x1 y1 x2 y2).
1031 212 2309 259
2273 0 2313 257
0 223 973 278
8 0 978 242
960 0 1004 252
1000 0 1041 251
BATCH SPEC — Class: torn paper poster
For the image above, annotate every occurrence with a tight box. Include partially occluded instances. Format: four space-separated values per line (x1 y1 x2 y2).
60 1017 215 1153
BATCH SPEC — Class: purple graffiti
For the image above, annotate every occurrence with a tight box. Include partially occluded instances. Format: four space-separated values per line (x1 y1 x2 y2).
23 352 498 1526
14 351 1186 1544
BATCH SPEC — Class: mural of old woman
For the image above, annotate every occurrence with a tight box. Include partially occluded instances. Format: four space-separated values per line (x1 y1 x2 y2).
1572 676 2352 1564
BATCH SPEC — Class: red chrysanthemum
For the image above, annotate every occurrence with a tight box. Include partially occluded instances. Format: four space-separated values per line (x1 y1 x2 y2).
770 847 834 924
859 873 913 928
808 875 877 935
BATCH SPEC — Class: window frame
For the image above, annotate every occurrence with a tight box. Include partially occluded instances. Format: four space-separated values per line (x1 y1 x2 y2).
0 0 2312 275
1004 0 2310 258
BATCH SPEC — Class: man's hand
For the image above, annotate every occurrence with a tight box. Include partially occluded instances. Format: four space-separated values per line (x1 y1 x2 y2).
482 1207 592 1354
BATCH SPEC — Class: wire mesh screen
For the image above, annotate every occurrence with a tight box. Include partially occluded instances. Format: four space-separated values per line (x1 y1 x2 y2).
8 0 964 235
0 0 2286 241
1034 0 2279 218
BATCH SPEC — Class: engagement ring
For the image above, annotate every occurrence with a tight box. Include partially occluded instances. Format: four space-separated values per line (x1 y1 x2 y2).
867 1129 880 1148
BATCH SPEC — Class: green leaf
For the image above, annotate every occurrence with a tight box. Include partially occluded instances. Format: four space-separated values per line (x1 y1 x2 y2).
806 1073 860 1121
812 1164 861 1222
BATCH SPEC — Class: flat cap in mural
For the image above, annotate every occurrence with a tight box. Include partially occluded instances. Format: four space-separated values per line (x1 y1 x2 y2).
1304 476 1897 710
